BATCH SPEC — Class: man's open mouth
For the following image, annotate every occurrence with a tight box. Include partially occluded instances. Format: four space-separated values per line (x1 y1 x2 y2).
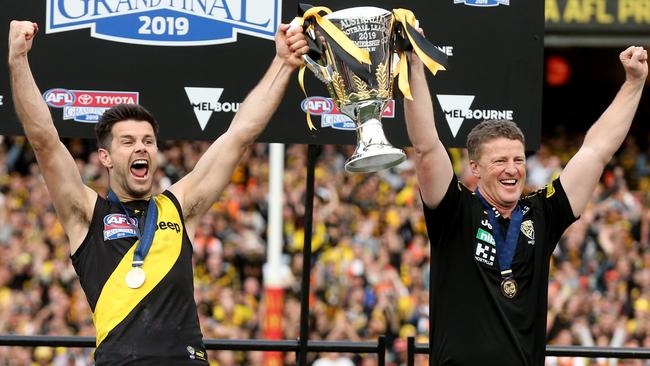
130 159 149 178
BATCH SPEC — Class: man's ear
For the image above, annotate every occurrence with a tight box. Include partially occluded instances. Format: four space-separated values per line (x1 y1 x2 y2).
98 148 113 169
469 160 480 178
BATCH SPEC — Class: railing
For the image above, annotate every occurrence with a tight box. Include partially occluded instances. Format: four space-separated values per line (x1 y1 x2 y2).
2 146 649 365
2 334 650 365
0 335 387 363
406 337 650 365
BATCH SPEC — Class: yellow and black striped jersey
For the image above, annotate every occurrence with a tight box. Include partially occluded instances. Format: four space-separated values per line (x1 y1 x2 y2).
72 191 207 365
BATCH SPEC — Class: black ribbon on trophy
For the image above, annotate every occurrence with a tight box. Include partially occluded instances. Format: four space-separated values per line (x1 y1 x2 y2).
291 5 450 173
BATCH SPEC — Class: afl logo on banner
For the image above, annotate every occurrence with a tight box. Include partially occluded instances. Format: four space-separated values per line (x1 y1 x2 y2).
46 0 281 46
43 89 75 108
301 97 334 116
43 88 139 123
300 97 395 131
454 0 510 6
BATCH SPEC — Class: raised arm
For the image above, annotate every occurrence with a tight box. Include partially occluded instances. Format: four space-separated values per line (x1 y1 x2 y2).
169 24 307 229
8 21 96 254
404 52 453 209
561 46 647 217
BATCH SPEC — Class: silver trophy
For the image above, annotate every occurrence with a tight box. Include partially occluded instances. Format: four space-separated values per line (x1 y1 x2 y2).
303 7 406 173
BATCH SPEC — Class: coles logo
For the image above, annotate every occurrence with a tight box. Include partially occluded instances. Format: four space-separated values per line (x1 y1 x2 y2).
43 88 139 123
103 214 138 241
300 97 395 131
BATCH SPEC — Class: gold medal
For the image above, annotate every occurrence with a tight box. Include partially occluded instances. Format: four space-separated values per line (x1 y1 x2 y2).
126 267 146 289
500 277 517 298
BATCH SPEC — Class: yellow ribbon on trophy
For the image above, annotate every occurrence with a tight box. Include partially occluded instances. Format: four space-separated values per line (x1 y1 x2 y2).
294 6 372 130
298 65 316 131
392 8 448 100
297 63 317 131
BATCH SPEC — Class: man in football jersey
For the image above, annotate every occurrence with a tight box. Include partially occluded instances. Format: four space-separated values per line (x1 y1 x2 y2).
8 19 307 364
405 43 647 365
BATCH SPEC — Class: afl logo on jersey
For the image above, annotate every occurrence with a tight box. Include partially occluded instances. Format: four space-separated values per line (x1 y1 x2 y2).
103 214 138 241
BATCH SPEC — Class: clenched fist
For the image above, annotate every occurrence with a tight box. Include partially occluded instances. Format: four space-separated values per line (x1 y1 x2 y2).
8 20 39 63
620 46 648 84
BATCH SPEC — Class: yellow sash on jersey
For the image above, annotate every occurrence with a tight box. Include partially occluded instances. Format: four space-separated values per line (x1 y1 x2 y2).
93 194 183 346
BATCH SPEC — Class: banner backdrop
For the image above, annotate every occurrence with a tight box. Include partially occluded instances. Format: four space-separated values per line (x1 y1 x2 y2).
0 0 543 149
545 0 650 33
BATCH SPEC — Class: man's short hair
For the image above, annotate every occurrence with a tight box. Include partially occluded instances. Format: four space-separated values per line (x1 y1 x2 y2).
94 104 159 150
466 119 525 161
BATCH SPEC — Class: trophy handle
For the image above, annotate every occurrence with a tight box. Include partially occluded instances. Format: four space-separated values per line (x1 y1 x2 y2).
289 17 334 84
302 54 333 83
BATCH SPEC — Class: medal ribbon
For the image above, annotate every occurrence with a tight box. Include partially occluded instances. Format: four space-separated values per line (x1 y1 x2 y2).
107 190 158 268
475 188 522 278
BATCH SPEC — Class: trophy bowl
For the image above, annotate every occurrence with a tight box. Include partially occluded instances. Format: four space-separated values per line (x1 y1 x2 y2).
303 7 406 173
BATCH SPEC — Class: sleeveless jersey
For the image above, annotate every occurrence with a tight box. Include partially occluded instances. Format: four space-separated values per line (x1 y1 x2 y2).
71 191 208 365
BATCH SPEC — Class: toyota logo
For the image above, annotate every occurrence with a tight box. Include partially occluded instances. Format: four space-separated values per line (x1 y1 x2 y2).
78 94 93 105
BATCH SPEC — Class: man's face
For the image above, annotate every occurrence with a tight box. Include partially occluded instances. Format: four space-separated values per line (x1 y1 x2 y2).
101 120 158 199
470 137 526 213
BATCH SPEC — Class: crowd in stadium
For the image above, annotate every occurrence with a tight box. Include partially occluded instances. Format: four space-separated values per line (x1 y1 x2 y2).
0 128 649 366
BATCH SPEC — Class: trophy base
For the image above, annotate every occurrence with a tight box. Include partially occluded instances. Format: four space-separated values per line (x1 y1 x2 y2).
345 146 406 173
